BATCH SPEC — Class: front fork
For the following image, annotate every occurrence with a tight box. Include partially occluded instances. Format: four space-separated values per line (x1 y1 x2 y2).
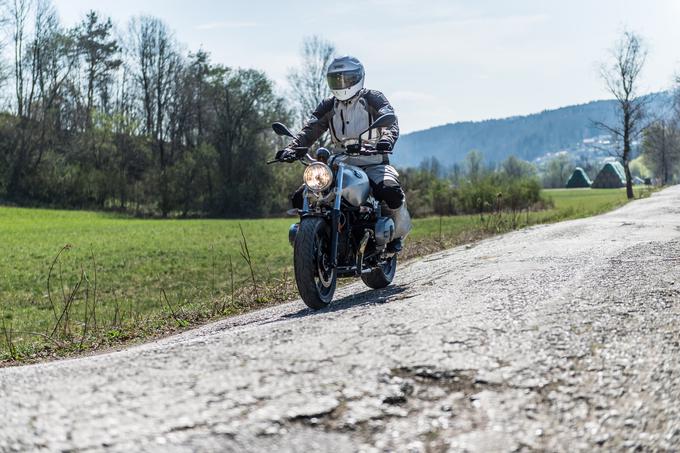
329 164 344 268
293 165 343 268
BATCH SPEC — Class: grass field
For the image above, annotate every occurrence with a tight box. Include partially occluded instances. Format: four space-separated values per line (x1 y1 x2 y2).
0 186 655 361
408 187 653 242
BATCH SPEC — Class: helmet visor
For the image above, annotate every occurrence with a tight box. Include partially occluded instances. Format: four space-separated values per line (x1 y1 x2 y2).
327 69 363 90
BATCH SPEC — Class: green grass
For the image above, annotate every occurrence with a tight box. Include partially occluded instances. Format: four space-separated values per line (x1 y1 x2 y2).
539 187 651 219
408 187 653 243
0 186 655 362
0 211 299 360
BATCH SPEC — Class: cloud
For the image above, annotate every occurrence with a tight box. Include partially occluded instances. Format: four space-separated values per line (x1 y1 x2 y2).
195 21 258 31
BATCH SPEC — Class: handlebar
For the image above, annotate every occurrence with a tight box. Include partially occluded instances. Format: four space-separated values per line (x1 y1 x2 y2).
343 149 393 156
267 146 391 165
267 146 310 165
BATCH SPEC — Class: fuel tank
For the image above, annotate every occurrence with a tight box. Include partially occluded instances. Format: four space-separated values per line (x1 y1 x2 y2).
340 164 370 206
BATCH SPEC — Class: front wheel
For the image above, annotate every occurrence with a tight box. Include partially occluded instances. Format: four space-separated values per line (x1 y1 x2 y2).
294 217 337 309
362 255 397 289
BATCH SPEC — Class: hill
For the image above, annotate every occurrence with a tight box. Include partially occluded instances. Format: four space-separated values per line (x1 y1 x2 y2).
392 92 672 168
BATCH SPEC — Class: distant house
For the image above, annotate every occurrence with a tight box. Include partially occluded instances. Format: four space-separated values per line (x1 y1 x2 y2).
591 162 626 188
566 167 592 188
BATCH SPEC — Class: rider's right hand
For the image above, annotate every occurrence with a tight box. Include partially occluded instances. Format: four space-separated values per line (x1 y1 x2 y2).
275 148 297 162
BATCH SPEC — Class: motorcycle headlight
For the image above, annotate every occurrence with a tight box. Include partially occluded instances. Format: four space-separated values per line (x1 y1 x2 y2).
303 162 333 192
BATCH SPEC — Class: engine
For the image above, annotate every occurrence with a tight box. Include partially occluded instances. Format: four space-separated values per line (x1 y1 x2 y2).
374 217 395 246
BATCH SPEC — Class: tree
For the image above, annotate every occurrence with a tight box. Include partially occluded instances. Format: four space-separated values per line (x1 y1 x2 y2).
542 153 573 188
287 35 335 145
501 155 536 179
0 1 9 89
9 0 31 118
419 156 444 178
674 76 680 121
0 5 290 217
642 120 680 185
208 67 286 216
596 30 648 199
27 0 79 181
6 0 80 199
464 149 484 183
450 163 462 187
78 11 122 120
128 16 181 216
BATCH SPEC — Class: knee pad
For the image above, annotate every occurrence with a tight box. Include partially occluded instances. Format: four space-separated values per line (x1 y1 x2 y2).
375 182 404 209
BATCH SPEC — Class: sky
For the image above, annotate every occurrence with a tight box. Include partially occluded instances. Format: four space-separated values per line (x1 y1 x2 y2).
52 0 680 133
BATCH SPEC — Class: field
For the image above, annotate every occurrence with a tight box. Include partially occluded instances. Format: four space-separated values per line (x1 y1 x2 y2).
408 187 653 242
0 187 654 361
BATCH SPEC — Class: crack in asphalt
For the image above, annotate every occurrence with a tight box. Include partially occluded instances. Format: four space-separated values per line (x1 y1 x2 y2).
2 187 680 452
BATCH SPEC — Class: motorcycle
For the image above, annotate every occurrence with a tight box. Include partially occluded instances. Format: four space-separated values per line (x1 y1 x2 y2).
269 114 404 309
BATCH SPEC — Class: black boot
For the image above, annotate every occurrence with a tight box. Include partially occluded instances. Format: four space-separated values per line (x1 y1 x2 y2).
385 238 403 254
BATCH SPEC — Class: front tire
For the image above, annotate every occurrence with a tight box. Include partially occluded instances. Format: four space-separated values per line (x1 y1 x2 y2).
294 218 337 309
362 255 397 289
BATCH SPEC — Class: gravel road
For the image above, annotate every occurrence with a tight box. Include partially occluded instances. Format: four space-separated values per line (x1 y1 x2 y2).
2 187 680 452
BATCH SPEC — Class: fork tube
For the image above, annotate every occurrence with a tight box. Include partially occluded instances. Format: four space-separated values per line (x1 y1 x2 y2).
330 164 344 267
302 188 310 214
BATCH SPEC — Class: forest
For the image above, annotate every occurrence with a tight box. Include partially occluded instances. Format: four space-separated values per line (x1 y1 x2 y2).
0 2 302 217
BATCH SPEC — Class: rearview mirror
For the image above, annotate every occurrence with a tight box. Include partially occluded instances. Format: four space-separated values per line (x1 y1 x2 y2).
272 122 295 138
361 113 396 136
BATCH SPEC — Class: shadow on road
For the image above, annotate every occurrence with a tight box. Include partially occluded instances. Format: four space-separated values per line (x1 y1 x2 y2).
269 284 410 324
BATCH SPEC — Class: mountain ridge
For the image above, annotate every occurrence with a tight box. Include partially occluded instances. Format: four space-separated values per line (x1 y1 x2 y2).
392 92 671 167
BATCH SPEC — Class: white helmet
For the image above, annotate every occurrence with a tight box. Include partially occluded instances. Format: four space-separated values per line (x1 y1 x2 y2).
327 56 364 101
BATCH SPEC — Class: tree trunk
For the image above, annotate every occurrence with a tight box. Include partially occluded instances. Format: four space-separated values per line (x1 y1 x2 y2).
623 162 634 199
623 110 634 200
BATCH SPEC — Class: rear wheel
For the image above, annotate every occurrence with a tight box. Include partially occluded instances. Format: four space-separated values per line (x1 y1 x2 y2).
361 255 397 289
294 218 336 309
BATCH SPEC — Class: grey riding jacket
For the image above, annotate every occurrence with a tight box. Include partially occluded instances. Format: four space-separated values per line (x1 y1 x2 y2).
290 89 400 167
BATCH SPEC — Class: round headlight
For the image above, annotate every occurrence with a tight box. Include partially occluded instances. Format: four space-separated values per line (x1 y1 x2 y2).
303 162 333 192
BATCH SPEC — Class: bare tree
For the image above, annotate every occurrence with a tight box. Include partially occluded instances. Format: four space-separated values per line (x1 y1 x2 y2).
287 35 335 145
128 16 181 216
9 0 32 117
596 30 648 199
642 120 680 185
29 0 78 172
0 1 9 88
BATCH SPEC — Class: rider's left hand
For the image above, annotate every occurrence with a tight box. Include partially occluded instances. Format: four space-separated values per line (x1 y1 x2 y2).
276 148 298 162
376 140 392 152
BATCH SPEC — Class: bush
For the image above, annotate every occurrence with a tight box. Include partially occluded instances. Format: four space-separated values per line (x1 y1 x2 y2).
402 165 545 218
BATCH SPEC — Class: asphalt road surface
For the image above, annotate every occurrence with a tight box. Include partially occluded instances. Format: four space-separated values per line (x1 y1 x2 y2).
2 186 680 452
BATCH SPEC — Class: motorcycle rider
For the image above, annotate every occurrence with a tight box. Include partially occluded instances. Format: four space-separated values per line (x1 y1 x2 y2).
276 55 411 253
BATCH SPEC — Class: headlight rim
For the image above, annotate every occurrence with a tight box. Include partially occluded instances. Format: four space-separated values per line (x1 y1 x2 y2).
303 162 333 192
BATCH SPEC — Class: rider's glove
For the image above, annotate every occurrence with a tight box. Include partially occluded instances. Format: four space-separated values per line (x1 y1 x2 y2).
275 148 297 162
376 139 392 152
